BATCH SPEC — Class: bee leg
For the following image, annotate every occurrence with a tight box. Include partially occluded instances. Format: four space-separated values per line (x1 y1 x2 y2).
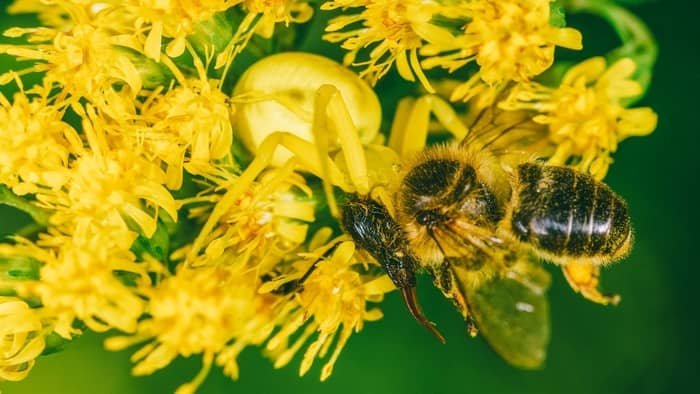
563 263 621 306
268 258 323 295
343 197 445 342
385 254 445 343
264 241 342 295
429 262 479 337
388 95 468 159
398 286 446 343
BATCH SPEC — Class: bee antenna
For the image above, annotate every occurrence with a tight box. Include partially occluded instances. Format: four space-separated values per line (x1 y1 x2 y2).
399 286 446 344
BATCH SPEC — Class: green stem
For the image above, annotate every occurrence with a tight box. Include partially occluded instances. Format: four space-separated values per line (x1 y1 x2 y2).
0 185 50 227
563 0 657 103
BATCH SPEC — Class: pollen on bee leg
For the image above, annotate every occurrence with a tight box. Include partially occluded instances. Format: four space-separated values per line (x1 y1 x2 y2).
452 287 479 338
563 263 621 306
429 262 478 337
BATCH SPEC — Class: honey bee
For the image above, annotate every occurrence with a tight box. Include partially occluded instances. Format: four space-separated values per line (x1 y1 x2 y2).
233 53 629 369
342 104 632 369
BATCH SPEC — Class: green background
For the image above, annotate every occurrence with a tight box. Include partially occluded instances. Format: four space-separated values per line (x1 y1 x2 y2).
0 1 697 393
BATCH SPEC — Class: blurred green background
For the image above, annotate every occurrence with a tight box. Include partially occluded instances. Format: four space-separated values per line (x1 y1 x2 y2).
0 1 697 393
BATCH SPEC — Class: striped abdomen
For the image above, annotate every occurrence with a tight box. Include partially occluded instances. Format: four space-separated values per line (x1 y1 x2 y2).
510 164 631 263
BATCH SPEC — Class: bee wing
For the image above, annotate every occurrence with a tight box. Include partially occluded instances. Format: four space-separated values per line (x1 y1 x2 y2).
427 225 551 369
461 259 552 369
430 220 502 267
460 91 550 161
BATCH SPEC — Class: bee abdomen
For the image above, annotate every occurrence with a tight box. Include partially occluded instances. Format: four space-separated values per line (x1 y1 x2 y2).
510 164 631 263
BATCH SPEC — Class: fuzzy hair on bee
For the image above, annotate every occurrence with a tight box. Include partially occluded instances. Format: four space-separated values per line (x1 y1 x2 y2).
392 143 632 293
341 97 633 368
396 144 509 267
503 163 633 267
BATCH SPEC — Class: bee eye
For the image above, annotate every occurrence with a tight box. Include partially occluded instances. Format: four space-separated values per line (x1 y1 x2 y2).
416 209 448 227
404 159 459 196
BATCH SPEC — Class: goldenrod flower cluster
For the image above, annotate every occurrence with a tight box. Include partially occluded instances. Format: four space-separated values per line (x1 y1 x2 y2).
324 0 582 100
0 0 657 392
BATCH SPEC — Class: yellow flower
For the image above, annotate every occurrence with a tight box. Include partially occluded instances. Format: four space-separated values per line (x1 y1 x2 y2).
0 22 142 102
134 78 235 189
421 0 582 102
0 86 81 196
8 0 313 71
47 149 175 237
323 0 463 92
243 0 314 38
0 0 660 389
39 119 177 236
16 226 148 338
7 0 70 28
0 297 45 382
213 0 313 71
183 166 315 268
8 0 106 29
265 239 386 381
500 57 658 179
119 0 243 59
106 264 278 394
106 227 390 391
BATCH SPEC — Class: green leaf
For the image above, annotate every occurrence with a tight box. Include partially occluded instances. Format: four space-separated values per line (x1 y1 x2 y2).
0 185 50 226
131 220 170 262
189 11 236 60
550 1 568 27
0 254 40 296
115 46 175 90
603 7 658 104
563 0 658 103
612 0 657 4
0 254 40 282
0 254 41 296
41 331 70 355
